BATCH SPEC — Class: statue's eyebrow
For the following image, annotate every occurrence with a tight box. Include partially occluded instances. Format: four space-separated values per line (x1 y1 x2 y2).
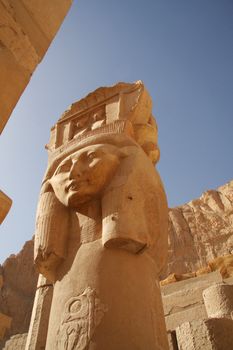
54 157 72 174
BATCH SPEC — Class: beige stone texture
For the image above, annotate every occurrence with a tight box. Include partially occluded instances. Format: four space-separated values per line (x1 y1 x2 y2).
0 240 38 346
3 333 27 350
161 254 233 286
176 318 233 350
163 280 210 317
162 180 233 279
203 283 233 319
161 270 222 297
0 313 11 340
224 275 233 285
161 271 222 331
25 275 53 350
0 0 73 133
0 191 12 225
32 81 169 349
165 304 207 332
167 331 178 350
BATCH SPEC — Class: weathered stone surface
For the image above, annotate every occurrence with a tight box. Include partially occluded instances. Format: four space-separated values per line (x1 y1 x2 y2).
161 270 222 297
0 313 11 341
0 0 73 133
33 81 169 350
162 180 233 278
25 275 53 350
162 272 222 331
3 333 27 350
0 191 12 225
0 240 38 346
167 331 178 350
163 281 209 317
224 275 233 285
203 283 233 319
176 318 233 350
165 304 207 332
161 254 233 286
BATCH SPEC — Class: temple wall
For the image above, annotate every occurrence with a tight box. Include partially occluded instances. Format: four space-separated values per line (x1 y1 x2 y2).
0 0 73 227
0 0 73 134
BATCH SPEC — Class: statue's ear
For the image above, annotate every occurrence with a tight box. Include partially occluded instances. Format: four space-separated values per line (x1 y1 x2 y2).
118 145 138 159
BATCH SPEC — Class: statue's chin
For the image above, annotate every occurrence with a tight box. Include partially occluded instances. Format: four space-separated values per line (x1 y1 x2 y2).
66 190 101 208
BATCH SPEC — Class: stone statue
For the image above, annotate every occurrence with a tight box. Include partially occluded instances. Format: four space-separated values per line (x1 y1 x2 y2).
33 81 169 349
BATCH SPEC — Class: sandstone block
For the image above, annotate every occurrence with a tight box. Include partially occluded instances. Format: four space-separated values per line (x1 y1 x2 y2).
163 283 205 317
176 318 233 350
203 283 233 319
25 275 53 350
3 333 27 350
0 0 73 133
161 270 222 296
165 304 207 331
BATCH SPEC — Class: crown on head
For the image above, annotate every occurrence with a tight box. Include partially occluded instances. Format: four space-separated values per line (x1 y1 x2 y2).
46 81 160 164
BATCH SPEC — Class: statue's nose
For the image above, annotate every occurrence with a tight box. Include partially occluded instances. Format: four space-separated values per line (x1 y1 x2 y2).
69 159 86 179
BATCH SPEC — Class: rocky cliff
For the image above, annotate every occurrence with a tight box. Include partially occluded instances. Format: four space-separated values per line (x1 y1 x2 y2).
0 239 38 346
162 180 233 278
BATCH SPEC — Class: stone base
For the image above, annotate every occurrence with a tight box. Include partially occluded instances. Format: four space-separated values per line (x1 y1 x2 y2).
176 318 233 350
3 333 27 350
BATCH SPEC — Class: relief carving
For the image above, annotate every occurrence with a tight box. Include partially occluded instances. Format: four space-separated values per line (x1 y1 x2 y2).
56 287 107 350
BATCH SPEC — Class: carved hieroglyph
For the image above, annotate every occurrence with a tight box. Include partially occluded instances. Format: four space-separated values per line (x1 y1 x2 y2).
33 81 169 350
57 287 107 350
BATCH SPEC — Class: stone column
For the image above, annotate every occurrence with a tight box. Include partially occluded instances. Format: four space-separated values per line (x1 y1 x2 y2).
33 81 169 350
203 283 233 319
25 275 53 350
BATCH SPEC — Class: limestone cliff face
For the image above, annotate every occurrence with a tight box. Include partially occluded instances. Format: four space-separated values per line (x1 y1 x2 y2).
0 239 38 343
162 180 233 278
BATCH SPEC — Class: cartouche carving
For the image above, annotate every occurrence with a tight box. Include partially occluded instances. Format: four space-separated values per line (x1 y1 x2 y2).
57 287 107 350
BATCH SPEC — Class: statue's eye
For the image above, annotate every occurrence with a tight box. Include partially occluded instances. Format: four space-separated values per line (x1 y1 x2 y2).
55 161 71 174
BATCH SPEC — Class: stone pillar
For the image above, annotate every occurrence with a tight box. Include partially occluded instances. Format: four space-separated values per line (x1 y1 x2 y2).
33 81 169 350
0 0 73 134
203 283 233 319
25 275 53 350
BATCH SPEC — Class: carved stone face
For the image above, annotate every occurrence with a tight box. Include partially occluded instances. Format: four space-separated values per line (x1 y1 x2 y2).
50 144 121 207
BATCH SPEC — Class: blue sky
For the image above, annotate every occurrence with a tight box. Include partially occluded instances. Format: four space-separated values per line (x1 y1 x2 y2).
0 0 232 263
